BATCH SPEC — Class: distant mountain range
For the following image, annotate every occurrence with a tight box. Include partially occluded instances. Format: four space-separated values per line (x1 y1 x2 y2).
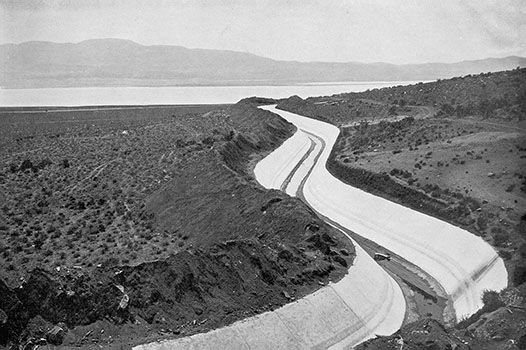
1 39 525 88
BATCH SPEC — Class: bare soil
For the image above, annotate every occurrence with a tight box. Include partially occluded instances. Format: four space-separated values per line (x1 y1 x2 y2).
0 100 355 348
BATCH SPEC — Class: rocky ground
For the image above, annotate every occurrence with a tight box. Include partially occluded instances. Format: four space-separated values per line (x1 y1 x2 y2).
0 99 354 349
358 284 526 350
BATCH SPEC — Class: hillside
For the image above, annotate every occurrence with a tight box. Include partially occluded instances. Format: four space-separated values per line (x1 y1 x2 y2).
278 68 526 125
0 100 354 348
1 39 525 88
277 69 526 347
278 68 525 275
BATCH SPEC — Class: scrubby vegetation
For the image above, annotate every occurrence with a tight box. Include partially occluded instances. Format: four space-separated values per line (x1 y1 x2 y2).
339 67 526 122
278 68 526 348
0 100 354 348
278 68 526 286
0 105 233 283
279 68 526 126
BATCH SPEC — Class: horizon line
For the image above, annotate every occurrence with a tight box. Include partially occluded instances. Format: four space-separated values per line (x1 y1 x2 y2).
2 38 525 67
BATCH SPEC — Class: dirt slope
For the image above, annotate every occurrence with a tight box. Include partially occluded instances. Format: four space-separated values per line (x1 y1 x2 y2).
0 100 354 348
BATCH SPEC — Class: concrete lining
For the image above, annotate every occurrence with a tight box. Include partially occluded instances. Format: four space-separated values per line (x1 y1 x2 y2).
136 104 506 350
135 105 406 350
261 105 507 321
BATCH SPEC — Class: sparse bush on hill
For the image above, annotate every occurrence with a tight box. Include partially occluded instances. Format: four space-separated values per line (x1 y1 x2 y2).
278 70 526 302
0 101 354 347
336 68 526 120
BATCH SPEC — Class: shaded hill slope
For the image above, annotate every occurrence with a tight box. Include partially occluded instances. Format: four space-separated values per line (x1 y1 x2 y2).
0 100 354 348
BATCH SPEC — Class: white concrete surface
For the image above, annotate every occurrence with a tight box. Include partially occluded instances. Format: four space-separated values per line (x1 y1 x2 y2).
259 105 508 320
253 129 311 190
135 104 507 350
135 105 407 350
134 236 405 350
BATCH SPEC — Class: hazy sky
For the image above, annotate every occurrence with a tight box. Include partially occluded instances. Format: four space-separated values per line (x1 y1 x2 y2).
1 0 525 64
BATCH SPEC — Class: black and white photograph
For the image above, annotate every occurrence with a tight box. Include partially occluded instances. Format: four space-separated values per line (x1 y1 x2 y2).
0 1 525 349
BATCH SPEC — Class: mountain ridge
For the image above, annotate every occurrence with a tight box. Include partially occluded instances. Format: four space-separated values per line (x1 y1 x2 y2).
1 39 525 88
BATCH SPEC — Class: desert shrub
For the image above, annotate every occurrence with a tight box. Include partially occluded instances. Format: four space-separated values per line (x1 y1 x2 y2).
19 159 36 173
61 159 70 168
33 237 44 250
481 290 500 307
476 216 488 231
520 213 526 239
457 289 505 329
493 232 509 247
499 250 512 260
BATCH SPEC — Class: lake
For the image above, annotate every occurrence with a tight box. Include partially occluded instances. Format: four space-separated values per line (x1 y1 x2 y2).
0 81 422 107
